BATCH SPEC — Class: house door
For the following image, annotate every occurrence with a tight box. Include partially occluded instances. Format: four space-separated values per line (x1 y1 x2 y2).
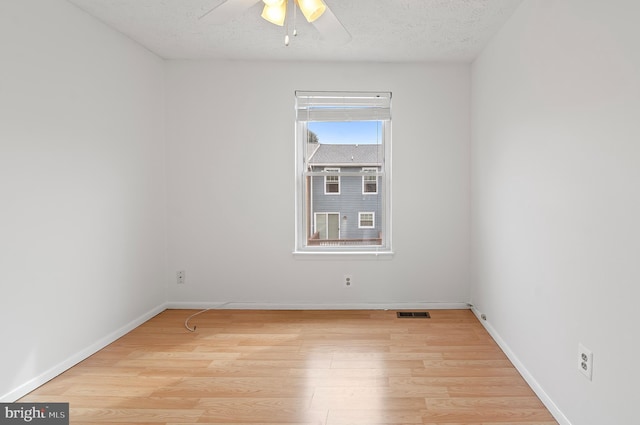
315 213 340 239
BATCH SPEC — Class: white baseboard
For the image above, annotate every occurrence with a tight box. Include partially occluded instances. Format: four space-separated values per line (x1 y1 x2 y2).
1 303 167 402
470 307 572 425
166 301 471 310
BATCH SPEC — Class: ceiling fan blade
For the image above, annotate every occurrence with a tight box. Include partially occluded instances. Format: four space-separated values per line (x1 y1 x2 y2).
200 0 261 24
311 4 351 45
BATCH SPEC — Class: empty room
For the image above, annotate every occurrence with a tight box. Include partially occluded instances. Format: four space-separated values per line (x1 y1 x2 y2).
1 0 638 424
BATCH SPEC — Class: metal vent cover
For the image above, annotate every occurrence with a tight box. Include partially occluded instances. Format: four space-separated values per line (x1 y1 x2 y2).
396 311 430 318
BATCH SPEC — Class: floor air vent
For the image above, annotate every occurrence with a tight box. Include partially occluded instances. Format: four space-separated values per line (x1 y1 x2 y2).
397 311 430 318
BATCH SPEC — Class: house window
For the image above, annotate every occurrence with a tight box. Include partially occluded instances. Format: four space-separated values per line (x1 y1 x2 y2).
324 168 340 194
314 212 340 240
295 91 392 253
359 212 375 229
362 167 378 194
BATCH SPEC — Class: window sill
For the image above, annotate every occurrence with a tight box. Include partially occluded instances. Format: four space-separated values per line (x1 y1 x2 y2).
292 250 394 260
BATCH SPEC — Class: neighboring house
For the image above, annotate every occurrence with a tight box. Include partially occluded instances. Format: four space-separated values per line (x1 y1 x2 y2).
307 143 383 245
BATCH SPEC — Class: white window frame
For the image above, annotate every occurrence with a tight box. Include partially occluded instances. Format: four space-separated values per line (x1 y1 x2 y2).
294 90 392 255
324 167 340 195
362 167 378 194
358 212 375 229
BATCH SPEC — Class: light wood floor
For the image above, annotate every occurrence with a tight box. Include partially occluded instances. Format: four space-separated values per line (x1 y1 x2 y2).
22 309 558 424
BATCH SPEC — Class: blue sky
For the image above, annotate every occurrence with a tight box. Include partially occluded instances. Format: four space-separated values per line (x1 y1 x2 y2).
308 121 382 145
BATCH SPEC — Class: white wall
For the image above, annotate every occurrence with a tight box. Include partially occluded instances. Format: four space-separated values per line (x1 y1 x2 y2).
165 61 471 308
0 0 167 400
471 1 640 424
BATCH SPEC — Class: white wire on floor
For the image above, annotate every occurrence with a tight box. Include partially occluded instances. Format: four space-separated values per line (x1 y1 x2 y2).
184 309 208 332
184 302 230 332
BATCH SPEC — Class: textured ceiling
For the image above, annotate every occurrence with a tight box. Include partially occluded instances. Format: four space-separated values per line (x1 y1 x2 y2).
67 0 524 62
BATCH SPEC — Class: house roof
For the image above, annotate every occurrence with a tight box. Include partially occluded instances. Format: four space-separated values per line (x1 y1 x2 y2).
308 144 383 166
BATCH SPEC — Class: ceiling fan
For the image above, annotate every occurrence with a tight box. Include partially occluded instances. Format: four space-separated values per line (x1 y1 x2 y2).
200 0 351 46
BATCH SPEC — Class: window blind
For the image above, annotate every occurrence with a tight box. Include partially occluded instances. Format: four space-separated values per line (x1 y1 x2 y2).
295 91 392 122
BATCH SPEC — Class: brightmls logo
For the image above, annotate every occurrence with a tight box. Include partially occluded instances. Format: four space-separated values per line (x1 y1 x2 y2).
1 403 68 424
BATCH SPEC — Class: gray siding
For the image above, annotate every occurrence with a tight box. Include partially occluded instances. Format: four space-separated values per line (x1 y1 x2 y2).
311 166 382 240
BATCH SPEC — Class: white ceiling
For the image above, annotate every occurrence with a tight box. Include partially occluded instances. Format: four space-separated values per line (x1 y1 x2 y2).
67 0 524 62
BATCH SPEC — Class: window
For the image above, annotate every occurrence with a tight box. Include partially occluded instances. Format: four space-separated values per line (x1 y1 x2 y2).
324 167 340 194
359 212 375 229
362 167 378 194
314 212 340 240
295 91 392 253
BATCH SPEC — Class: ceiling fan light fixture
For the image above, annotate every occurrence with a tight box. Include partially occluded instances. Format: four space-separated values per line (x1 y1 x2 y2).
262 0 284 7
261 1 287 26
297 0 326 23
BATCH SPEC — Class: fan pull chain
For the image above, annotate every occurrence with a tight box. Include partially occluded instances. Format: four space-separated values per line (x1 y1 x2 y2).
284 0 299 46
284 0 290 45
293 0 298 37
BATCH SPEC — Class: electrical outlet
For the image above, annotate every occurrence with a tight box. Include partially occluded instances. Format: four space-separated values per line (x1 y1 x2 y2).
578 343 593 380
344 274 352 287
177 270 185 284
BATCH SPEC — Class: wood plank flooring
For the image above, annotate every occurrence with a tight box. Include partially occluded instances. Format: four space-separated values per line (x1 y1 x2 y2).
21 309 558 424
